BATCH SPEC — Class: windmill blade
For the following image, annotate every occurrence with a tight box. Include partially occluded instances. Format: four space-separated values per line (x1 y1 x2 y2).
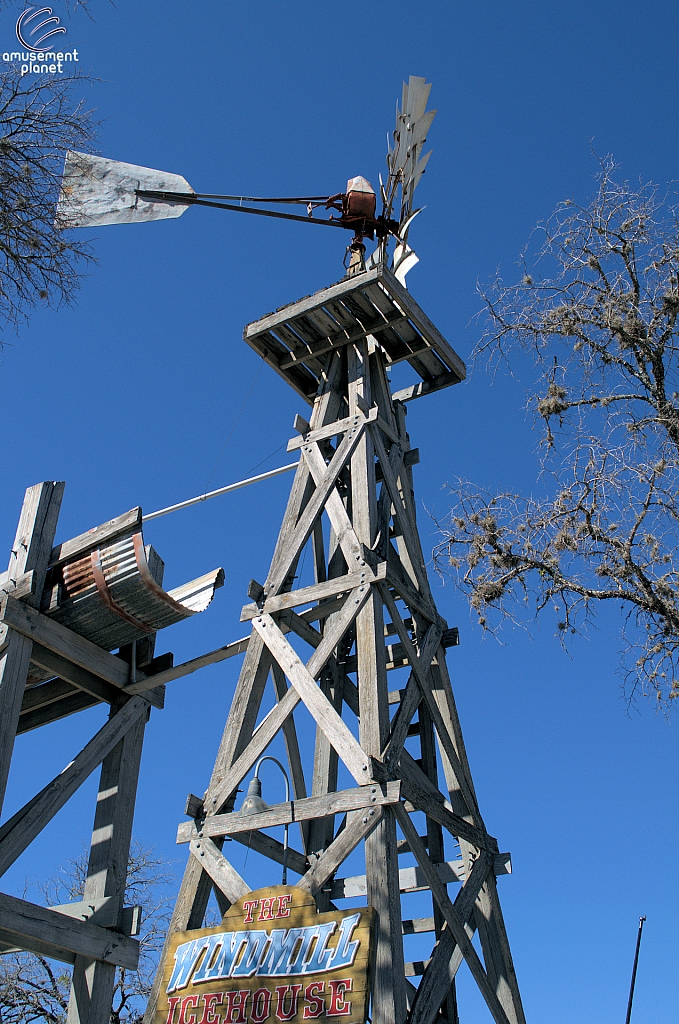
56 151 195 228
398 207 423 241
383 76 435 240
403 77 432 122
409 108 436 151
392 241 419 285
411 149 432 190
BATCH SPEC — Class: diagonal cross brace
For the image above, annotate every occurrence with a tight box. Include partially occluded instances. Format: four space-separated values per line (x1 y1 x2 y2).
253 613 370 784
265 410 376 597
205 588 370 815
0 695 150 877
408 851 494 1024
395 804 511 1024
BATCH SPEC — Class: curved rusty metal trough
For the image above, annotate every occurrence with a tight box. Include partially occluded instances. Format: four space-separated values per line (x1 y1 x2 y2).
41 530 223 651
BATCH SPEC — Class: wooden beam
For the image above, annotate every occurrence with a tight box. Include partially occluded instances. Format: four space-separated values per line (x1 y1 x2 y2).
264 415 375 597
0 571 36 602
188 838 250 904
286 411 369 452
395 760 498 853
240 563 385 621
229 830 308 877
17 689 99 733
0 892 139 969
124 635 249 691
403 917 435 935
297 805 385 896
177 782 401 842
391 371 463 404
67 691 149 1023
0 630 33 814
408 854 494 1024
1 598 164 709
9 482 65 608
381 621 442 769
48 898 140 935
380 267 466 382
49 507 141 568
30 643 123 706
252 614 370 783
0 695 150 877
325 856 507 900
394 805 511 1024
20 676 75 713
243 266 384 338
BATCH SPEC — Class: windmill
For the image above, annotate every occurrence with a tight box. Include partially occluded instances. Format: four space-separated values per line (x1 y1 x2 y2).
56 77 435 281
0 77 525 1024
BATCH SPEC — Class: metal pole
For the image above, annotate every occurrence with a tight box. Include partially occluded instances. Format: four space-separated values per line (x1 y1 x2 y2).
625 915 646 1024
142 462 299 522
253 756 290 886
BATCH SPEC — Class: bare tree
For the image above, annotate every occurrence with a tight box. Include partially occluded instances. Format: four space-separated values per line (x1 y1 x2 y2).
435 157 679 704
0 842 174 1024
0 67 96 339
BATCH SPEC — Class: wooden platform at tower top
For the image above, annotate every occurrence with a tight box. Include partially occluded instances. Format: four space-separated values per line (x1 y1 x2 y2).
142 264 526 1024
244 263 465 404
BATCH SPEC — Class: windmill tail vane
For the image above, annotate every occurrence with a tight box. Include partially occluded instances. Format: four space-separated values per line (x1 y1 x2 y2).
55 77 434 281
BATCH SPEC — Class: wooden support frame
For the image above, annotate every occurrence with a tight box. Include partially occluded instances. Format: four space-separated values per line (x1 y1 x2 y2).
147 332 525 1024
0 483 177 1024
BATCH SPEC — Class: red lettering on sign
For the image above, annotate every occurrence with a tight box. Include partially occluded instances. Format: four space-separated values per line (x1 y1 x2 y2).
222 990 250 1024
165 996 180 1024
251 987 273 1023
242 899 260 924
259 897 276 921
178 995 199 1024
198 993 223 1024
303 983 325 1018
327 979 353 1016
277 895 292 918
275 984 303 1021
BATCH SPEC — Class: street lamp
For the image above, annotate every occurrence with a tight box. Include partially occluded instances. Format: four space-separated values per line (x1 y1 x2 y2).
240 756 290 885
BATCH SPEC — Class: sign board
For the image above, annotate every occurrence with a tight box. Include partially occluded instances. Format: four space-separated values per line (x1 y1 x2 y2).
154 885 374 1024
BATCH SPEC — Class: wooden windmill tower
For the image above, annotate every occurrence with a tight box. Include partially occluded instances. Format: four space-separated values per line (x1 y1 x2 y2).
49 76 525 1024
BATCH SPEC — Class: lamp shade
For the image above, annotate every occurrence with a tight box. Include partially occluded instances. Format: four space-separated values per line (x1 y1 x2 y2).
240 777 269 815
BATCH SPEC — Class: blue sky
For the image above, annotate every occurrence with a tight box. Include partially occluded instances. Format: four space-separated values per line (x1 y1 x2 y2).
1 1 678 1021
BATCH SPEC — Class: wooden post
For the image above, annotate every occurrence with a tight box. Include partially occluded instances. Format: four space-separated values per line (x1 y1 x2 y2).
66 697 150 1024
0 482 63 815
147 296 525 1024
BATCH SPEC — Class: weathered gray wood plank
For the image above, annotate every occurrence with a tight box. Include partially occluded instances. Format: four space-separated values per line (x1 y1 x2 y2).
240 563 385 620
395 805 510 1024
124 635 249 691
29 643 123 707
408 853 493 1024
17 689 99 733
252 614 369 783
50 507 141 568
1 598 163 708
297 805 385 896
0 695 150 877
67 694 149 1024
0 892 139 969
9 482 64 609
0 629 33 814
188 837 250 903
177 782 401 842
